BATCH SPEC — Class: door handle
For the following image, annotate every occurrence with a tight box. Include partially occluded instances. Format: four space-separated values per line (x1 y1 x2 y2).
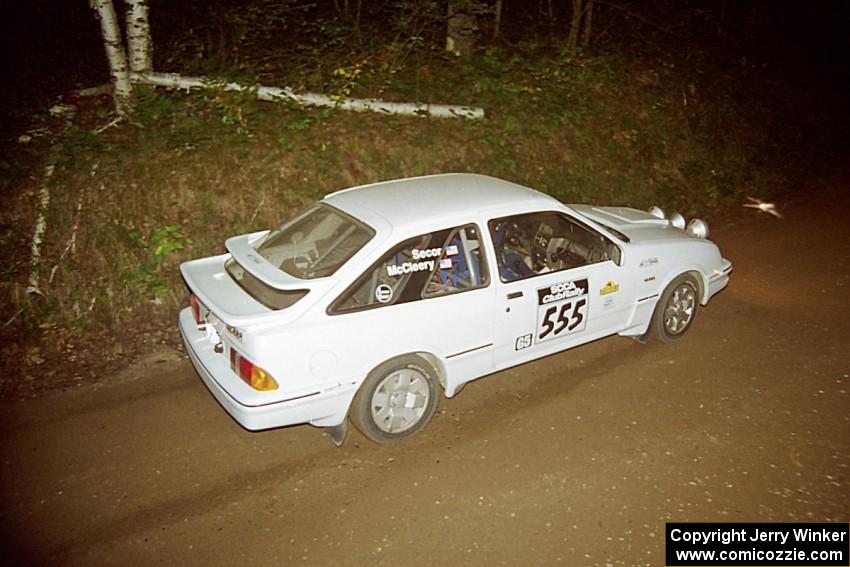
507 291 523 300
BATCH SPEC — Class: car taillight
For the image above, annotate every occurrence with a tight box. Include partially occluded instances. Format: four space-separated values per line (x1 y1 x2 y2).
189 294 204 328
229 348 279 391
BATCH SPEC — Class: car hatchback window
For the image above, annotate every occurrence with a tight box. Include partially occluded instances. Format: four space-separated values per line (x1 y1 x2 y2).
490 212 618 282
331 224 489 313
255 204 375 280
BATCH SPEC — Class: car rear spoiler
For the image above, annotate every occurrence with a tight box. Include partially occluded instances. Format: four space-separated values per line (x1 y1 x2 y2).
225 233 309 291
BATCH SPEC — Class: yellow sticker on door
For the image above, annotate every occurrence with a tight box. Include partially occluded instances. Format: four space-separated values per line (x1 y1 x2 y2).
600 281 620 296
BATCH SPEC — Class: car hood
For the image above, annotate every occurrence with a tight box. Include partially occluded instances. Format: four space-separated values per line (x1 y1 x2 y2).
571 205 696 243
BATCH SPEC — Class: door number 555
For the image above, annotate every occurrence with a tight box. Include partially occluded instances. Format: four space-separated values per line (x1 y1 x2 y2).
538 298 587 341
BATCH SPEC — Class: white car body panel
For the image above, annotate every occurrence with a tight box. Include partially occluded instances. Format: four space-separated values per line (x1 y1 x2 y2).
179 173 731 434
492 259 637 369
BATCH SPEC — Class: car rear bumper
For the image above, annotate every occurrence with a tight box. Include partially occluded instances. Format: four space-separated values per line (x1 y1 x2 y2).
179 308 356 430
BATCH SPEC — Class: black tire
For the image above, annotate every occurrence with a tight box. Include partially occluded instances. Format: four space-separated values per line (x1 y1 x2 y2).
349 355 440 444
647 274 700 344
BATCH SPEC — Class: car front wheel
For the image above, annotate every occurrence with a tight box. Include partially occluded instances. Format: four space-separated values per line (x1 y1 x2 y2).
648 274 699 343
349 355 439 444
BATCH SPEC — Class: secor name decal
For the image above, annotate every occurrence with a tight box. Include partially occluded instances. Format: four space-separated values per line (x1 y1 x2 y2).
386 247 442 277
411 247 441 260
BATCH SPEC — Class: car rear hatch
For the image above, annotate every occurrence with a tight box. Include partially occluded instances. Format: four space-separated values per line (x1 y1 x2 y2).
180 232 336 327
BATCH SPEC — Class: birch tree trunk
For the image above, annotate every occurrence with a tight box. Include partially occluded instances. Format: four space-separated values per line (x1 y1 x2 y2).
133 72 485 118
125 0 153 73
89 0 133 115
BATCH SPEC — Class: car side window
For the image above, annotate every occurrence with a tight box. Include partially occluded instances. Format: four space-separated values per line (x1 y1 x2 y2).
489 212 617 283
330 224 489 314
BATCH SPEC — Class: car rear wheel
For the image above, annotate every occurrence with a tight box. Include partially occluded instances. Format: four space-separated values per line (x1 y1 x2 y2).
648 274 699 343
349 355 439 444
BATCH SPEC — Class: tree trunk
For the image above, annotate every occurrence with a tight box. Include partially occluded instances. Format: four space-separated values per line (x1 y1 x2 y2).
493 0 502 40
89 0 133 115
567 0 582 54
581 0 593 49
355 0 362 34
568 0 593 54
134 72 485 119
446 1 477 57
125 0 153 73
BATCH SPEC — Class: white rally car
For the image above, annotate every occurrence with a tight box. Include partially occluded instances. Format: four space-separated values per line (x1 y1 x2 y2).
179 174 731 445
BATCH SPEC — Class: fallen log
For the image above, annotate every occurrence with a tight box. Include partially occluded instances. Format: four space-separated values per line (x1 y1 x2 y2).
132 71 485 119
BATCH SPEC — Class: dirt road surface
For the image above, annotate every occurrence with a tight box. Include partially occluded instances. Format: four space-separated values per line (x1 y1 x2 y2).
2 173 848 566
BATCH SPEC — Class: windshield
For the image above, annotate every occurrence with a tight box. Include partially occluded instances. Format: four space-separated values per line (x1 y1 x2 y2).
254 203 375 280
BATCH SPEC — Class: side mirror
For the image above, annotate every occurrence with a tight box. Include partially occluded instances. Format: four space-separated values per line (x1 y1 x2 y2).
609 243 623 266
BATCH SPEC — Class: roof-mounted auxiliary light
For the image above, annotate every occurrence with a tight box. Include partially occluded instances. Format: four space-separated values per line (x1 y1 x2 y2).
648 206 666 219
669 212 686 230
686 218 710 239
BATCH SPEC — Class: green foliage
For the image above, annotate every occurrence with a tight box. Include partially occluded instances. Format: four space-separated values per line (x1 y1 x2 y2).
126 225 191 297
60 126 107 159
331 62 365 102
166 0 315 68
381 0 443 74
151 225 189 259
134 85 181 127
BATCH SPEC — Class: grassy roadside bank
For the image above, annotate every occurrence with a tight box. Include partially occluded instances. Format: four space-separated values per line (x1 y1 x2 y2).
1 47 790 398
